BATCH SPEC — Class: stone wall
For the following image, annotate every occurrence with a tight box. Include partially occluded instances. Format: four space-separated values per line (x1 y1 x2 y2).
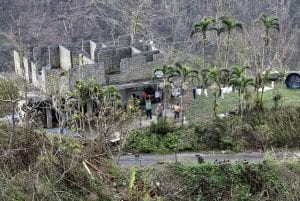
59 45 72 71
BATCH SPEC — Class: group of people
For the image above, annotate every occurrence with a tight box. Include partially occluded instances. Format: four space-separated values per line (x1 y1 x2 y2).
145 95 181 120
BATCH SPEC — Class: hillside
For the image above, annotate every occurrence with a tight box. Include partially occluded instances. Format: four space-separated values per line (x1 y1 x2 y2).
0 0 299 70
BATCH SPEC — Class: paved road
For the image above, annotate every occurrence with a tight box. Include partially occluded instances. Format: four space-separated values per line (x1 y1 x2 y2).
117 152 265 167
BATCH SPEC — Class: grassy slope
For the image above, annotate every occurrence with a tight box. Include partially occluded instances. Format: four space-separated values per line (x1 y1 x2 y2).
186 83 300 123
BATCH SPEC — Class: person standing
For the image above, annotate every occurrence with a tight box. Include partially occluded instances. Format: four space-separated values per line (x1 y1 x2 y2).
157 103 163 119
174 103 181 119
192 88 196 99
145 96 152 119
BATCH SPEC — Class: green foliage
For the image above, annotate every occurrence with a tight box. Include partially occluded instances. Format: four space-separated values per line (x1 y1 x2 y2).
168 161 298 201
272 90 282 110
150 118 173 135
0 78 19 101
258 13 280 46
191 17 216 44
129 166 136 198
194 107 300 151
124 128 194 154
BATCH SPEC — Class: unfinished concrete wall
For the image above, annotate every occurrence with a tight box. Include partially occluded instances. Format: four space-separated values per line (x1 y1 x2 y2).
82 40 91 56
97 48 116 72
31 62 41 88
13 50 23 77
108 52 165 84
82 54 94 65
68 63 106 91
48 46 60 68
143 50 160 62
33 46 49 70
24 47 33 60
90 40 97 61
59 45 72 71
118 35 132 46
41 69 66 94
131 42 144 51
23 57 31 82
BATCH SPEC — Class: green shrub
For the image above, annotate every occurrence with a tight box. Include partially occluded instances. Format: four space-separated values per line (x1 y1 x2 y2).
150 118 173 135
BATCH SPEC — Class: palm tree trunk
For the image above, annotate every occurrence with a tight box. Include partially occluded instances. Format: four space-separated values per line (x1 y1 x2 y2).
217 37 221 68
214 92 217 116
202 44 205 67
262 45 265 72
225 35 230 69
180 91 184 127
163 79 167 118
9 101 16 149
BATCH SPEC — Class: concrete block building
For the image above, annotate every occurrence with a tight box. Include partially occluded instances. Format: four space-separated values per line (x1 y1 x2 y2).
14 35 165 128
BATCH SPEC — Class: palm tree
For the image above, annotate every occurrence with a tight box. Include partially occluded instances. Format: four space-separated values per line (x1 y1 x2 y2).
206 67 229 116
200 69 210 97
257 13 280 71
173 63 199 126
153 65 175 118
219 16 243 69
230 74 254 117
210 26 225 67
190 17 216 67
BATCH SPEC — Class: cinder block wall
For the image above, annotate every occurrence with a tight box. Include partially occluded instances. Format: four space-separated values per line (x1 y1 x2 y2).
23 57 31 82
82 40 91 56
90 41 97 61
97 48 116 72
108 52 165 84
13 50 23 77
59 45 72 71
33 46 49 70
48 46 60 68
118 35 132 46
68 63 106 91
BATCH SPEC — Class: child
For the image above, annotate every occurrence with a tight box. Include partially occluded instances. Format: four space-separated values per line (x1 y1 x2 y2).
174 103 181 119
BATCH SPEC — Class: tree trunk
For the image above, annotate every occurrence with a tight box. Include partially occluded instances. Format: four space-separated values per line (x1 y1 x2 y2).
163 79 167 118
180 91 184 127
9 102 16 149
202 43 205 67
262 45 265 72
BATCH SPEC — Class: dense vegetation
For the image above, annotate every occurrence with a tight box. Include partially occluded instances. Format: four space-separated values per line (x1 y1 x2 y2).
1 121 299 201
0 123 125 201
125 104 300 154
